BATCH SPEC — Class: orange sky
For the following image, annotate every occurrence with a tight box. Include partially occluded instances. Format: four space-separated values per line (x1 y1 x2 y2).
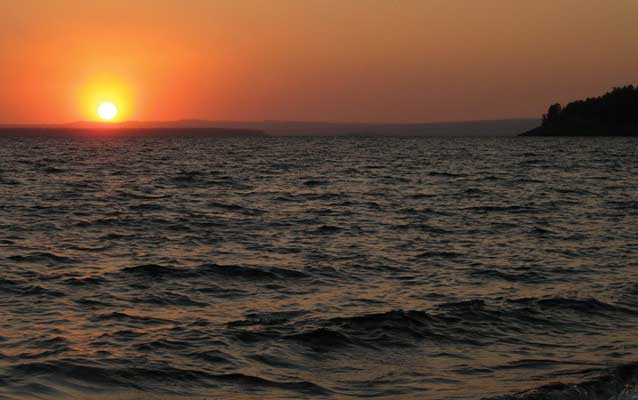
0 0 637 124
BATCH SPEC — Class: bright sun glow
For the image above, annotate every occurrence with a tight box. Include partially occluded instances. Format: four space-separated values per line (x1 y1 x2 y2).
97 102 118 121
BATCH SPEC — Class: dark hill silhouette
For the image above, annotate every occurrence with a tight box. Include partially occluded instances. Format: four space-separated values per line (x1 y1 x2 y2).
0 120 266 137
521 85 638 136
0 119 538 137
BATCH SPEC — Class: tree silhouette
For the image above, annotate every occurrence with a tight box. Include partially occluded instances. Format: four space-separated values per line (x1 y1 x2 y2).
543 103 562 126
541 86 638 127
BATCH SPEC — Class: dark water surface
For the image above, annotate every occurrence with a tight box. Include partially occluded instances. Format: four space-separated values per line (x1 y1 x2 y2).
1 136 638 399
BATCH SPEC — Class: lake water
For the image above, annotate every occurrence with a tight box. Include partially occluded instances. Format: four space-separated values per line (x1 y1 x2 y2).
1 136 638 399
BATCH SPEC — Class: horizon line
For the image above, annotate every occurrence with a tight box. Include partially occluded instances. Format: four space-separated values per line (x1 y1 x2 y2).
0 116 539 128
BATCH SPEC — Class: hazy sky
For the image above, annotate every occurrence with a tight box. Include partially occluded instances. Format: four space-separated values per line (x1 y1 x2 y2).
1 0 637 123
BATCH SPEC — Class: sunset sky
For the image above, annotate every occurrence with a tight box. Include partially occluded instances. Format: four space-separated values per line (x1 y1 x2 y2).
1 0 637 124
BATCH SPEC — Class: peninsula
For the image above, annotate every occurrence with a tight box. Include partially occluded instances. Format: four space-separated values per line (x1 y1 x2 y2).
521 85 638 136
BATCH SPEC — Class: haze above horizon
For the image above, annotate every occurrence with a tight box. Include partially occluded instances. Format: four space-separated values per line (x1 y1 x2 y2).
1 0 637 125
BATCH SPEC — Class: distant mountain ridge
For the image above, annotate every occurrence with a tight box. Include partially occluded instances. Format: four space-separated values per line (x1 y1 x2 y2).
208 119 538 136
0 118 538 137
0 121 266 137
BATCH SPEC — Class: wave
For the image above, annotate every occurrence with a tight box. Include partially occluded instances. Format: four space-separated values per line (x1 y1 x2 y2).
168 171 209 186
416 250 463 259
0 278 66 297
470 268 549 283
128 202 166 211
466 205 540 214
302 179 329 186
89 312 172 326
286 328 357 348
130 292 207 307
36 165 67 174
228 297 638 352
207 201 264 215
312 225 343 234
486 362 638 400
119 263 310 281
212 373 331 395
0 176 20 185
16 285 66 298
508 297 638 317
9 358 330 395
8 252 76 264
428 171 466 178
9 360 206 388
119 264 184 277
0 277 19 287
63 276 107 286
274 192 344 202
229 309 466 349
194 263 310 280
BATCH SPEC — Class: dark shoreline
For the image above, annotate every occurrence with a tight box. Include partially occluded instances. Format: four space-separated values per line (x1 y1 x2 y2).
520 124 638 137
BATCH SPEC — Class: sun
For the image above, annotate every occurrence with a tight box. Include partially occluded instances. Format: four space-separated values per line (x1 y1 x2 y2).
97 102 118 121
